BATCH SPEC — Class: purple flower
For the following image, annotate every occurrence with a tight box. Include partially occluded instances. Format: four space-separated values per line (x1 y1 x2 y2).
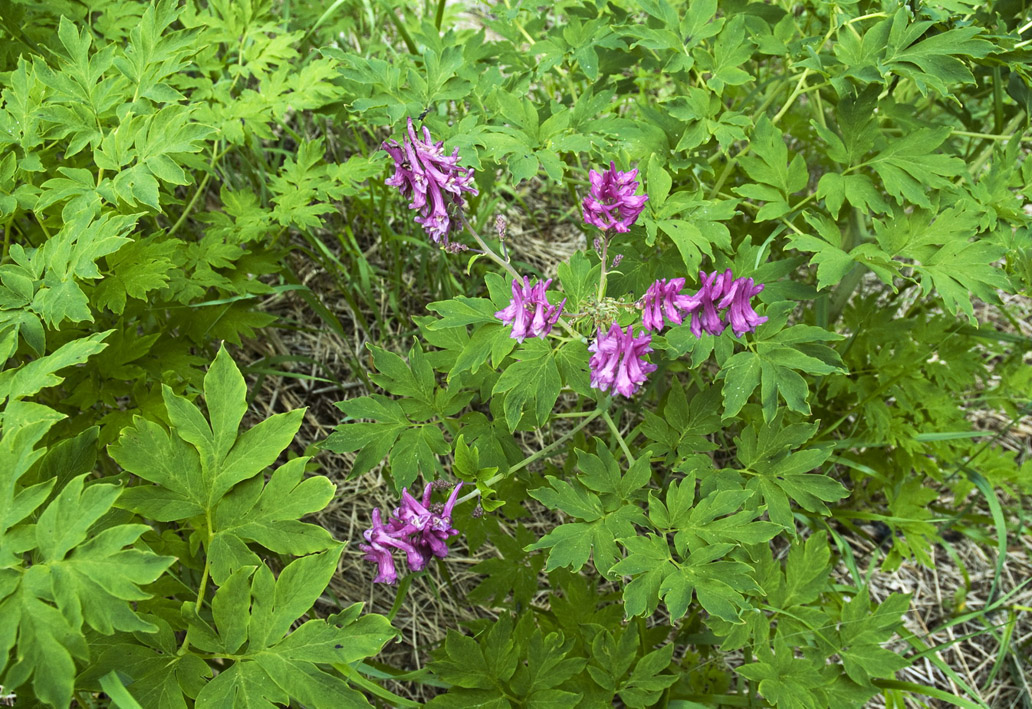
582 161 649 233
382 118 478 243
588 323 658 398
682 269 767 337
641 278 703 332
495 277 566 342
717 276 767 337
359 483 463 584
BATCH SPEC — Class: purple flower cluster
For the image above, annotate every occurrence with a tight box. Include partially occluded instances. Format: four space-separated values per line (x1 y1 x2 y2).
587 269 766 398
582 162 649 233
495 277 566 342
588 324 658 398
360 482 463 584
382 118 478 243
641 269 767 337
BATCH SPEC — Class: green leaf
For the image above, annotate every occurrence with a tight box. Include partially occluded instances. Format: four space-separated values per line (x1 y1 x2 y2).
430 616 519 691
194 550 396 708
426 297 500 329
735 417 848 528
0 330 110 406
720 317 845 420
0 467 172 708
492 339 562 431
867 127 964 209
526 444 650 576
325 396 410 477
209 458 336 585
738 635 829 708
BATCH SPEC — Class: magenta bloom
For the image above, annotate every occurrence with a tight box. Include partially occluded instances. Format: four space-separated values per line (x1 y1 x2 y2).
683 269 767 337
717 275 767 336
588 323 658 398
641 278 703 332
495 277 566 342
582 161 649 233
382 118 478 243
359 482 463 584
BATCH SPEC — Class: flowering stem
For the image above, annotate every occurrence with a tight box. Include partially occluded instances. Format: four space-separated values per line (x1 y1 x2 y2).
597 235 609 300
460 213 521 281
461 213 584 341
455 407 605 505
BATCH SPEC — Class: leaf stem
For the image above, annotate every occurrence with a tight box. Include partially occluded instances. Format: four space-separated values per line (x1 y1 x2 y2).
195 508 214 613
455 406 605 505
433 0 447 30
602 410 634 464
169 140 222 238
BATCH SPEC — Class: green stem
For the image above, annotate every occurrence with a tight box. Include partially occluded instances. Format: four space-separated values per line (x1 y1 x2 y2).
195 508 214 613
461 214 582 340
387 5 419 54
597 235 609 300
602 410 634 464
433 0 446 30
169 140 222 238
460 213 521 280
455 407 605 505
827 208 866 324
0 217 11 264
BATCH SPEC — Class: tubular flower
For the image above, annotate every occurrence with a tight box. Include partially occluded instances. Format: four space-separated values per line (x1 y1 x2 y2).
495 277 566 342
588 323 657 398
582 161 649 233
359 482 463 584
717 275 767 337
641 277 703 332
684 269 767 338
382 117 478 243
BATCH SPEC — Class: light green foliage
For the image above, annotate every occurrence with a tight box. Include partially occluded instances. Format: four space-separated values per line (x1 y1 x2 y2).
0 341 394 705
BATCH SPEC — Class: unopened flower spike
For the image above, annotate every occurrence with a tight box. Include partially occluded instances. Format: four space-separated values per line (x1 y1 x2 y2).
360 482 464 584
588 323 657 398
582 161 649 233
495 276 565 342
382 117 478 243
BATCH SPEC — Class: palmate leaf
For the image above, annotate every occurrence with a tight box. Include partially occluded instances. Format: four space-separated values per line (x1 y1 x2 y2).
881 9 995 96
325 394 447 490
867 127 965 209
188 550 397 708
736 116 808 221
720 305 846 420
738 635 830 709
208 457 336 585
526 443 650 576
84 618 211 709
0 473 173 708
492 338 562 432
428 615 585 708
611 535 758 622
110 344 306 520
587 624 677 708
734 417 848 529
